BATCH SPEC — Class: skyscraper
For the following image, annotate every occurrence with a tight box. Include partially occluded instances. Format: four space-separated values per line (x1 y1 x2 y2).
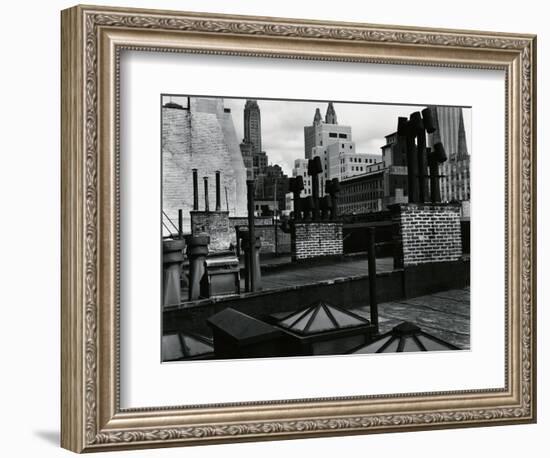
243 99 262 154
240 99 267 179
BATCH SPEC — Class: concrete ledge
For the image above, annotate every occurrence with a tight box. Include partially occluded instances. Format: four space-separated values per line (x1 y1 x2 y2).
403 259 470 298
164 259 470 337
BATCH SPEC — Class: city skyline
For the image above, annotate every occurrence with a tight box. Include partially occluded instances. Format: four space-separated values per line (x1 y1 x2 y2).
164 95 471 176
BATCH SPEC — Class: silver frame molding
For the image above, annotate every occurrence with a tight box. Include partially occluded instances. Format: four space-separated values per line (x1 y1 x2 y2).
61 4 537 453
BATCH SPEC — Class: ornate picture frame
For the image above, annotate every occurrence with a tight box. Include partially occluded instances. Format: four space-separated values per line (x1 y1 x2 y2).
61 4 536 453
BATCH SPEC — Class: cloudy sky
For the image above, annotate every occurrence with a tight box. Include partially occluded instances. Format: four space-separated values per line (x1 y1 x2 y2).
165 95 471 176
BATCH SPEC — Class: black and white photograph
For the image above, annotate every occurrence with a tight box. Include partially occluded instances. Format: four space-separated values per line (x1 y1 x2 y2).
161 95 472 362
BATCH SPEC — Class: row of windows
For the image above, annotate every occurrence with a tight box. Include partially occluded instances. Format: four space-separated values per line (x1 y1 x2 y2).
340 201 380 213
441 179 469 188
443 165 470 175
442 173 469 181
344 180 382 193
442 180 470 188
442 191 471 201
328 132 348 139
340 157 377 164
443 187 470 197
341 190 383 204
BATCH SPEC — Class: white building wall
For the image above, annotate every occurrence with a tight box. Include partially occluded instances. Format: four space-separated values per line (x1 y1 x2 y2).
439 156 471 203
292 159 314 196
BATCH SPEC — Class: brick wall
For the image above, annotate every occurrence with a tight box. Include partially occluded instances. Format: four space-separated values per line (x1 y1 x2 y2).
228 217 292 254
391 203 462 267
162 100 247 234
291 222 344 260
190 211 231 252
229 216 273 227
254 226 291 254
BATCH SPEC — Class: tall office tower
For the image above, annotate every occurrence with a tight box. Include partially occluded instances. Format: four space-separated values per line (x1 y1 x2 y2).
243 99 262 154
240 99 268 179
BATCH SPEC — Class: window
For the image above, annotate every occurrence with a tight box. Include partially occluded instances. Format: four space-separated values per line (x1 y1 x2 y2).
329 132 338 138
338 133 347 138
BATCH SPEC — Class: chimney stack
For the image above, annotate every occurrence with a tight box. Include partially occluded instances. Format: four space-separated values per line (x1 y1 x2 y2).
203 176 210 212
192 169 199 211
215 171 221 212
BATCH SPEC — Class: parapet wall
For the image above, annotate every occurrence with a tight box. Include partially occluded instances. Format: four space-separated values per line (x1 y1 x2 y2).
391 203 462 267
291 222 343 261
229 217 291 254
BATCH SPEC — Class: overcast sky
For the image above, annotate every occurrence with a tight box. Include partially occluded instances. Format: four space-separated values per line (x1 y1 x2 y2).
165 95 471 176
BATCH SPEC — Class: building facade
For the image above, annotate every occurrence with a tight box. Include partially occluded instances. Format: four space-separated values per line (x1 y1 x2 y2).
381 132 407 167
439 157 471 202
340 171 385 214
255 164 290 212
292 158 316 196
299 103 383 194
433 106 470 203
304 103 354 161
339 166 409 215
333 152 384 180
338 130 408 215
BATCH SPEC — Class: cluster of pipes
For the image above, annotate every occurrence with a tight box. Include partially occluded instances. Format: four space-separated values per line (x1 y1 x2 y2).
163 169 223 307
189 170 262 295
289 156 341 221
163 225 210 306
398 107 448 204
192 168 223 213
176 168 229 302
163 231 209 306
163 170 263 307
